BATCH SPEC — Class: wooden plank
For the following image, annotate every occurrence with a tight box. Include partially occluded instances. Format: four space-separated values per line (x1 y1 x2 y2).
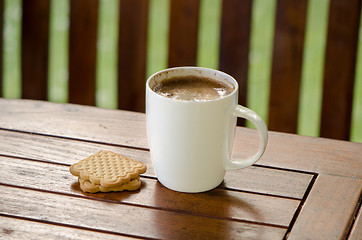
268 0 308 134
0 216 133 240
21 0 50 100
287 174 362 240
0 0 4 97
219 0 252 126
320 0 362 140
0 156 299 227
0 130 312 199
233 127 362 178
168 0 200 67
1 99 361 239
0 99 149 149
0 99 361 178
118 0 148 112
68 0 99 105
223 166 312 199
0 185 286 239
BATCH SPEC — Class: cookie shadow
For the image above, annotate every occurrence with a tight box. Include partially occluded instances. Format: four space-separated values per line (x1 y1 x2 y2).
70 179 147 202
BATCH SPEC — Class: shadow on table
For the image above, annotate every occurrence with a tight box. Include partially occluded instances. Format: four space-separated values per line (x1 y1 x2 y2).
150 180 265 239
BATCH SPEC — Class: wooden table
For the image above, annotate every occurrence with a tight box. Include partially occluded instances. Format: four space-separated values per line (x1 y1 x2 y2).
0 99 361 239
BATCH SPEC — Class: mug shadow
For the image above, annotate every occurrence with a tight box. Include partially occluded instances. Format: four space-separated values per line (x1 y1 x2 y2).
150 180 265 239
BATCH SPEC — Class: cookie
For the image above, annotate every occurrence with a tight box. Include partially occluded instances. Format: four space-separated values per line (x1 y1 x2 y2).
78 176 141 193
70 150 147 188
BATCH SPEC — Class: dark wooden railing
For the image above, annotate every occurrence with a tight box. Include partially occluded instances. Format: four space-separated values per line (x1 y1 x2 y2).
0 0 361 141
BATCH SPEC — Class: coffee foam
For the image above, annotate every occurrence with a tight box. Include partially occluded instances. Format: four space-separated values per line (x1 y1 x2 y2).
152 76 234 101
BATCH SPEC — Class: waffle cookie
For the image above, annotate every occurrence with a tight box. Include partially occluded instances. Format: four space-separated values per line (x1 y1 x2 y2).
70 150 146 193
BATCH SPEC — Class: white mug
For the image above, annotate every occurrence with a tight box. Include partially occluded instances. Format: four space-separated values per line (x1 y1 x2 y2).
146 67 268 193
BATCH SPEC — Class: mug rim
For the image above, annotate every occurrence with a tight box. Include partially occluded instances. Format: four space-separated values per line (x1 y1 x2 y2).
146 66 239 103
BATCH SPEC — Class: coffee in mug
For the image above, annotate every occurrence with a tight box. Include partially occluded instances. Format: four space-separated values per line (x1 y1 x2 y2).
152 76 235 101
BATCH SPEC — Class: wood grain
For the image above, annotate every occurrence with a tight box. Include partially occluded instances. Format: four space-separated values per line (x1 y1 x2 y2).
0 185 287 239
118 0 148 112
287 174 362 240
1 99 361 239
268 0 308 134
168 0 200 67
0 216 133 240
0 156 299 227
21 0 50 100
233 127 362 178
320 0 362 140
68 0 99 105
0 130 312 199
1 99 361 178
0 99 149 148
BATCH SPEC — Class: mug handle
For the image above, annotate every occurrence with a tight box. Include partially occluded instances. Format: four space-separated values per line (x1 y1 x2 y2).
225 105 268 170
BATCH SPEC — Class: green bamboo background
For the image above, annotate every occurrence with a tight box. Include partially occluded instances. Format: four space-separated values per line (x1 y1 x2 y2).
2 0 362 142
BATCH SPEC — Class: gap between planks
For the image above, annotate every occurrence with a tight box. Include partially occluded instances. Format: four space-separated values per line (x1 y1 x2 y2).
0 213 154 240
0 176 290 229
345 190 362 239
0 154 302 229
0 127 318 177
2 186 286 238
0 152 306 201
283 173 318 239
0 128 316 235
0 130 312 199
0 127 150 152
